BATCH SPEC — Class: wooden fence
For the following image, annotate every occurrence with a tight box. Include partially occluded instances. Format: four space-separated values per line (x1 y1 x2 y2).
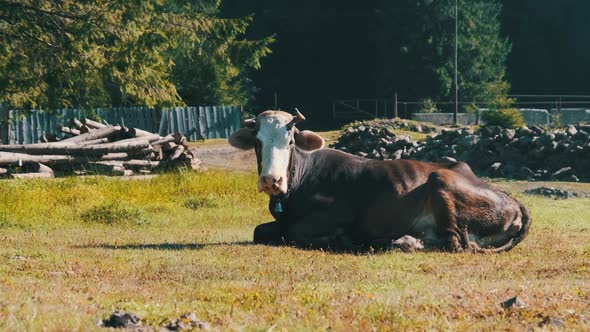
0 106 242 144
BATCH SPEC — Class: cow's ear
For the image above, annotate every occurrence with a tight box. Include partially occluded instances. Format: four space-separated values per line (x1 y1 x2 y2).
294 130 325 151
228 128 256 150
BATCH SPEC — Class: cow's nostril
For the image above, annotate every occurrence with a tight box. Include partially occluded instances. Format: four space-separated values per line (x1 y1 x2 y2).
272 184 278 189
273 178 278 183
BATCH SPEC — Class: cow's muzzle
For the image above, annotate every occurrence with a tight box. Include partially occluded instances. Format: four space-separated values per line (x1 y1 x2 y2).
258 175 286 195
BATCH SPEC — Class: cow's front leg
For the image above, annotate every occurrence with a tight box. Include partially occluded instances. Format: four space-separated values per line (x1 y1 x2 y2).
253 221 284 245
283 207 356 251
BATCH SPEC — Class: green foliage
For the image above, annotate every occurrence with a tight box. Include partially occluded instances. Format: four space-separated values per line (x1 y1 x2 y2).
183 196 220 210
80 201 145 225
419 98 439 113
550 113 563 129
480 81 523 128
404 0 511 104
481 109 525 129
0 0 273 108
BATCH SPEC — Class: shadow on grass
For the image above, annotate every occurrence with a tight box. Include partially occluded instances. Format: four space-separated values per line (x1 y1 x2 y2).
76 241 254 251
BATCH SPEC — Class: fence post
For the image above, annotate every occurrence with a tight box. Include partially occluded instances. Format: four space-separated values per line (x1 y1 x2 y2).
394 93 398 119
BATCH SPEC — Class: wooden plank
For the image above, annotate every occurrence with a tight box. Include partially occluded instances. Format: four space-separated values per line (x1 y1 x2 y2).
204 106 213 139
36 111 42 142
180 107 188 137
232 106 240 133
198 106 207 140
183 107 192 140
178 107 186 136
186 107 194 141
192 107 199 140
222 106 230 138
158 110 168 136
211 106 219 139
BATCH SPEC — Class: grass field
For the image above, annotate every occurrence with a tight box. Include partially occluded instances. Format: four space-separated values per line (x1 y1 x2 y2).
1 170 589 330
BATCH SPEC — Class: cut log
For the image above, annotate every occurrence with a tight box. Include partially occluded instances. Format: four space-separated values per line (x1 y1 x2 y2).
0 140 151 155
173 132 189 147
123 160 160 168
70 118 84 129
11 162 55 179
161 142 177 152
107 135 161 146
100 153 129 161
151 134 176 146
0 167 7 175
79 138 110 146
82 118 107 129
60 127 81 136
60 126 121 144
170 145 186 160
11 172 54 179
86 162 132 176
128 127 161 138
41 133 59 143
0 152 75 165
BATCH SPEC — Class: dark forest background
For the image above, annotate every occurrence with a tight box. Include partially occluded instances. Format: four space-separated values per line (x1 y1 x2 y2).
222 0 590 124
2 0 590 128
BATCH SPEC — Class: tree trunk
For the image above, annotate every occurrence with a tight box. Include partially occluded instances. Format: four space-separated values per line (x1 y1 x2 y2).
82 118 107 129
60 126 121 143
60 127 81 136
0 140 151 155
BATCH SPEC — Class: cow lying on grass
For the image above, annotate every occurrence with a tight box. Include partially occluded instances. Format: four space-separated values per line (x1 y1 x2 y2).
228 110 531 252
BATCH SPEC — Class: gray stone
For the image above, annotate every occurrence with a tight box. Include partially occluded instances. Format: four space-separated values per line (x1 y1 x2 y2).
499 296 527 309
98 311 142 329
161 312 210 331
530 125 545 135
575 130 589 140
568 175 580 182
541 133 555 143
538 316 565 328
440 156 457 163
502 128 516 141
517 126 534 137
551 167 573 179
489 162 502 172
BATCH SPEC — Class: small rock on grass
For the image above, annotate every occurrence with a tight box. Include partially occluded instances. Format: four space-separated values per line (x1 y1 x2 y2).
499 296 527 309
98 311 143 329
538 316 565 328
161 312 210 331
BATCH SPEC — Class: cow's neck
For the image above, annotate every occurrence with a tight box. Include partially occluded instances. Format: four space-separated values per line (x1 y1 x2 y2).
269 147 315 218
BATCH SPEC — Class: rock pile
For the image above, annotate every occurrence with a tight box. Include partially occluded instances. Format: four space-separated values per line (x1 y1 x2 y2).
524 187 590 199
331 122 590 182
332 125 419 160
347 118 439 134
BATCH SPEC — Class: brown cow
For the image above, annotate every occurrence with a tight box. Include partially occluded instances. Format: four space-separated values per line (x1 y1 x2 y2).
228 110 531 252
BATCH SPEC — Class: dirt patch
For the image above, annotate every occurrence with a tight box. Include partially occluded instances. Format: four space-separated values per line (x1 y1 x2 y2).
193 146 256 172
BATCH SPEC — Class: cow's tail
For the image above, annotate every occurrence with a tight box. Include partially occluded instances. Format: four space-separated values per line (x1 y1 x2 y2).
474 201 532 254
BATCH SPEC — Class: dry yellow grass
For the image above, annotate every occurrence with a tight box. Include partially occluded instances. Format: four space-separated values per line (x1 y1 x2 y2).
0 172 589 331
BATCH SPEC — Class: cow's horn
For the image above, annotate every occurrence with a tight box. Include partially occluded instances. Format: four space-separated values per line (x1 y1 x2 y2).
294 108 306 122
287 108 305 129
243 118 256 127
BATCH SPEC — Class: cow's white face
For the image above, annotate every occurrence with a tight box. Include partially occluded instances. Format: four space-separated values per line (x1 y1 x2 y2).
228 110 325 196
255 113 294 194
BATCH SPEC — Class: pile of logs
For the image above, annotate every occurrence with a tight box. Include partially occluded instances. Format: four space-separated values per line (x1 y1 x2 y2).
0 118 201 179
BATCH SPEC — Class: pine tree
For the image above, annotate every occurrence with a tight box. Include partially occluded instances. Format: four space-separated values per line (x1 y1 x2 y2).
0 0 273 109
403 0 511 108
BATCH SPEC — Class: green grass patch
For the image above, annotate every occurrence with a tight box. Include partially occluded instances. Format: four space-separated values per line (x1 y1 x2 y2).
80 201 145 225
183 196 221 210
0 173 589 330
